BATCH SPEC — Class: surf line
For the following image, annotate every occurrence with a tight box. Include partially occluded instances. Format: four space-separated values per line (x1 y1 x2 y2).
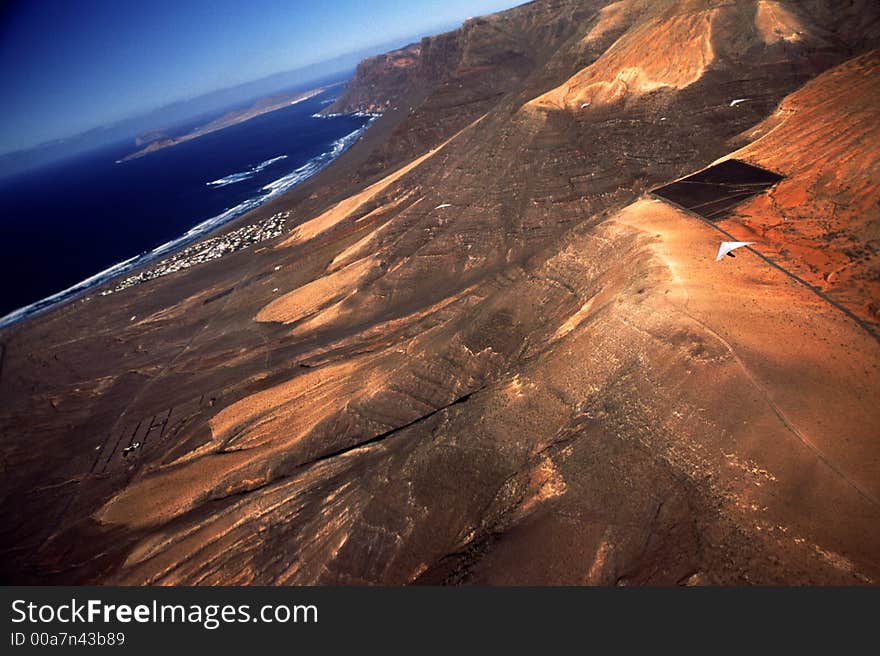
0 117 378 330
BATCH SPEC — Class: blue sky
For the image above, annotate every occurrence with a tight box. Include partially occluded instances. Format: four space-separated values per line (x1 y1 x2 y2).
0 0 519 154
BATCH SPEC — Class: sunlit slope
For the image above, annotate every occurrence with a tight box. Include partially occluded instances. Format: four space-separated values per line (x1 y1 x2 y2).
716 50 880 328
528 0 877 111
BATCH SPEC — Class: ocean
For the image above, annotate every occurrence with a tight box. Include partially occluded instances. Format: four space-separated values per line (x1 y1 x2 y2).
0 88 374 327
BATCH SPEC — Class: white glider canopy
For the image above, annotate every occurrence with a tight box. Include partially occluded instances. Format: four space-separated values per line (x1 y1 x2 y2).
715 241 754 261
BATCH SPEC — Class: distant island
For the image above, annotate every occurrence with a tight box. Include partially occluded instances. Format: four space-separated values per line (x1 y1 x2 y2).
117 85 331 162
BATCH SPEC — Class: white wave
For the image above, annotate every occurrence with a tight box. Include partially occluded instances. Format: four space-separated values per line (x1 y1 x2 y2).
313 111 383 120
0 120 376 329
254 155 287 171
260 124 369 196
0 254 140 329
207 155 289 188
208 171 254 187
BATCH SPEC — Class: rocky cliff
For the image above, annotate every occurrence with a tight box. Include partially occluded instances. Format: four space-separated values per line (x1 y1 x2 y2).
324 42 424 115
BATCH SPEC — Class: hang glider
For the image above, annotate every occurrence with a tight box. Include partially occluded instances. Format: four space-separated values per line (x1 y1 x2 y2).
715 241 754 261
435 203 452 209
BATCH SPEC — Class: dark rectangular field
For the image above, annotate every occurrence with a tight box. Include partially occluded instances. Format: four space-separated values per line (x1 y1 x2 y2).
651 159 783 220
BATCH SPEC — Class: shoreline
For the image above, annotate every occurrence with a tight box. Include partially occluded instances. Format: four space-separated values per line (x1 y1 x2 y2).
0 113 379 331
117 83 343 163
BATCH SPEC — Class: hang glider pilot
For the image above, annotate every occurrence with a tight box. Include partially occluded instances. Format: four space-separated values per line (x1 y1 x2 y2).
122 441 142 457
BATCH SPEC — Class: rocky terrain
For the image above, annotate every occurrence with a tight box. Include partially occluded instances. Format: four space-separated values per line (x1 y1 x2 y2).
1 0 879 585
324 43 423 115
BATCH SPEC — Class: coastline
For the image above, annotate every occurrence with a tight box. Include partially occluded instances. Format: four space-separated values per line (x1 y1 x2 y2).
0 113 379 331
117 83 341 163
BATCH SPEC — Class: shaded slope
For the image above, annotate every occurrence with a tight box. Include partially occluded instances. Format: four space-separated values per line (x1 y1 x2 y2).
651 159 783 220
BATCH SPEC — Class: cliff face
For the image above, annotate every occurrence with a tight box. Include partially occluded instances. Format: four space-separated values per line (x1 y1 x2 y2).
2 0 880 585
325 43 424 115
326 1 605 174
323 0 587 116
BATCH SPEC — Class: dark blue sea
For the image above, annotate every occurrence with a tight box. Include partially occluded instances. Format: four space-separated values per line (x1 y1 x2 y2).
0 88 373 326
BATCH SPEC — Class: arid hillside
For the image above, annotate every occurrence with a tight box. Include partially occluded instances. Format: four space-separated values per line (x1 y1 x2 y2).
717 52 880 327
0 0 878 585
